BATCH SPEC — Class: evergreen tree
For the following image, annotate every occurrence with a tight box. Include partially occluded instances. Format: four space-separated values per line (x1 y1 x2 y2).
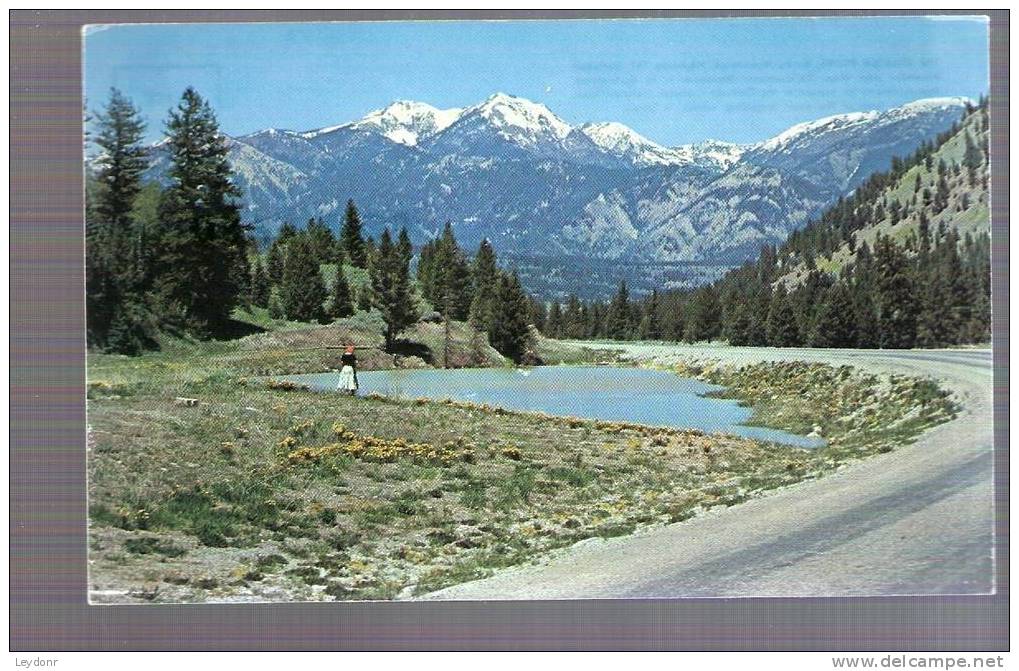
371 229 418 350
327 266 354 320
397 227 413 268
791 270 832 342
468 238 499 333
232 250 253 311
250 256 270 308
765 285 800 346
721 281 766 346
268 290 285 320
545 301 563 338
422 222 472 320
266 236 286 286
809 282 857 347
528 297 548 333
637 289 662 340
104 302 149 356
341 199 368 267
279 235 328 323
721 281 760 345
277 221 298 244
356 283 373 312
747 285 771 346
151 87 249 337
659 293 686 342
489 272 531 361
86 88 151 351
963 131 982 186
605 281 632 340
563 294 585 339
306 217 338 264
587 301 605 339
683 286 721 343
851 274 880 349
873 236 917 348
363 235 378 268
91 88 149 231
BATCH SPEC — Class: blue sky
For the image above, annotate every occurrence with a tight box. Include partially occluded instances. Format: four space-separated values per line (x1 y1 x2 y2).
84 16 989 146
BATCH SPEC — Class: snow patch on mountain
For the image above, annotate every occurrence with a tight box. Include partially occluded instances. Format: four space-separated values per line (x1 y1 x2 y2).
579 122 690 167
756 97 972 155
671 139 748 171
451 92 573 146
298 100 462 146
758 111 878 153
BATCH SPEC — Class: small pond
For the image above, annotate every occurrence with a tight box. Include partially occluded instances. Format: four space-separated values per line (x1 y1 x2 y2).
284 365 824 449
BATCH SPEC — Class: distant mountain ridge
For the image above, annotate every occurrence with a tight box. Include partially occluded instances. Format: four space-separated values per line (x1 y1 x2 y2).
138 92 971 297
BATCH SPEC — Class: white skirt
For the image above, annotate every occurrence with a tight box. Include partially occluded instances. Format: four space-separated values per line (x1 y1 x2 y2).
338 365 358 391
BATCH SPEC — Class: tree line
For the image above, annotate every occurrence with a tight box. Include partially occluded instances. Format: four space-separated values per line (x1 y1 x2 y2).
538 99 992 349
86 87 536 361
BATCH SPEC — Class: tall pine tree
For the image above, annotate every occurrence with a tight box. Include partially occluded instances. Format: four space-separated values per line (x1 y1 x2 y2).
809 282 857 347
279 235 328 323
468 238 499 333
873 235 917 348
605 281 632 340
306 217 338 264
683 286 721 343
86 88 150 352
327 266 354 320
489 272 532 362
341 199 367 267
421 222 472 320
371 229 418 350
250 257 270 308
637 289 662 340
765 285 800 346
152 87 248 336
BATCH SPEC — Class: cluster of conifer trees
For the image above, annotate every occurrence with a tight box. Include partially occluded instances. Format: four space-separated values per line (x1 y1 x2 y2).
86 87 251 354
417 224 535 361
254 203 376 328
254 215 535 360
539 100 992 349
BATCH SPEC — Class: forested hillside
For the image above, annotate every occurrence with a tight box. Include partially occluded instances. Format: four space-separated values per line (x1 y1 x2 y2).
539 99 991 349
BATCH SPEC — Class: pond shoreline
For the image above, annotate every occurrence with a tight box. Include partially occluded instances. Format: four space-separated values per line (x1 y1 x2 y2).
277 365 826 449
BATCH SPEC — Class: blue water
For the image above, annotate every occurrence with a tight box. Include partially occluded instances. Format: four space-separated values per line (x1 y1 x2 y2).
285 366 824 449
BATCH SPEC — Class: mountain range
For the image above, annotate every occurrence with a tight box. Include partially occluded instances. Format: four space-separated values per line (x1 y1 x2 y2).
142 93 970 298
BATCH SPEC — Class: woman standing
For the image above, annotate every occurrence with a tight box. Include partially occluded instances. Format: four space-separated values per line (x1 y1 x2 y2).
337 345 358 396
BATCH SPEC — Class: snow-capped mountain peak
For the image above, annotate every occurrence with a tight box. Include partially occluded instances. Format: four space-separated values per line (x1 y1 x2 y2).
671 139 748 170
897 96 973 112
578 121 684 167
347 100 462 146
757 111 879 153
145 92 972 296
301 100 462 146
756 97 971 154
461 92 573 143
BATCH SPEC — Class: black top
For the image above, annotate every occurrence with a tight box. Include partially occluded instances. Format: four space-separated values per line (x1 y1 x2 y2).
340 352 357 368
